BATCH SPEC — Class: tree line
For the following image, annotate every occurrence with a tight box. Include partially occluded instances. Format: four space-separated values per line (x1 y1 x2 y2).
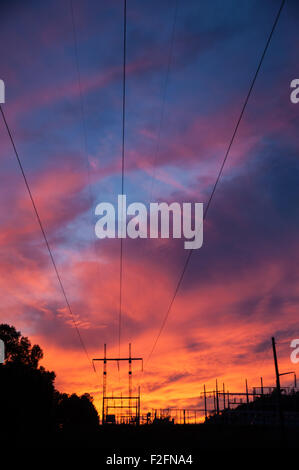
0 324 99 442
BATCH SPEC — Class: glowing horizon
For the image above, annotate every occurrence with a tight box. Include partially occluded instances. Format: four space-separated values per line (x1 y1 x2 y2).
0 0 298 418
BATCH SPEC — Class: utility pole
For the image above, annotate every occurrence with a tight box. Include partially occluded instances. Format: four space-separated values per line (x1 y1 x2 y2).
245 379 249 404
271 336 284 436
128 343 132 419
137 386 140 425
272 337 281 391
216 379 219 414
102 343 107 424
203 384 207 420
93 343 143 424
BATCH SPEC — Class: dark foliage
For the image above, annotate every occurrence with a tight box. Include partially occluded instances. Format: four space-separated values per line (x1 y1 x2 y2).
56 393 99 432
0 324 99 442
206 390 299 426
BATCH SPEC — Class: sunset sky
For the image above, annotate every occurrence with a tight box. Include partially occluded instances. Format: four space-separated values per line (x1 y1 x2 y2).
0 0 298 415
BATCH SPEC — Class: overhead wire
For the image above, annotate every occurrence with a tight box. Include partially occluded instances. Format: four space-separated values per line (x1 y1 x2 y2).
148 0 179 202
0 107 96 374
145 0 286 364
69 0 107 368
119 0 127 359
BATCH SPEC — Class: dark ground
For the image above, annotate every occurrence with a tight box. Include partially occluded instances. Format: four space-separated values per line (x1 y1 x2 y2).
3 423 298 466
49 423 299 449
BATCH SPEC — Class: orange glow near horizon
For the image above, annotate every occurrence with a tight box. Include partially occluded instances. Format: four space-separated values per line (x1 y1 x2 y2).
1 0 299 423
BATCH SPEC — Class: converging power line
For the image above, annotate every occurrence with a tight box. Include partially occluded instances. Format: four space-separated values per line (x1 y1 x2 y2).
146 0 286 364
0 104 96 375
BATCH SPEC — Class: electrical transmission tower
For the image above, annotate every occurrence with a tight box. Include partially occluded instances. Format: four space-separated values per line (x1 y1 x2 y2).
93 343 143 424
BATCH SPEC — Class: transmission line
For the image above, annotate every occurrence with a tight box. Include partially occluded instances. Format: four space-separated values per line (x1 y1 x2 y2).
149 0 179 202
146 0 286 364
0 104 96 374
119 0 127 358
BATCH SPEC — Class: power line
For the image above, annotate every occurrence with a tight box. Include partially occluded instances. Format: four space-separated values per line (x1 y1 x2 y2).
119 0 127 358
0 104 96 374
70 0 92 187
148 0 179 202
70 0 107 362
139 0 179 340
146 0 286 364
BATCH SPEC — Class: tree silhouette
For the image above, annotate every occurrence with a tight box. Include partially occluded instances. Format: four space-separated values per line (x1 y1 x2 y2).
0 324 56 440
0 324 99 444
0 323 43 367
56 393 99 433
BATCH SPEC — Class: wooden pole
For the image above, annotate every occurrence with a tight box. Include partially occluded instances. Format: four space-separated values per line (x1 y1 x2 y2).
245 379 249 404
216 379 219 414
204 384 207 420
102 343 107 424
272 337 284 435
